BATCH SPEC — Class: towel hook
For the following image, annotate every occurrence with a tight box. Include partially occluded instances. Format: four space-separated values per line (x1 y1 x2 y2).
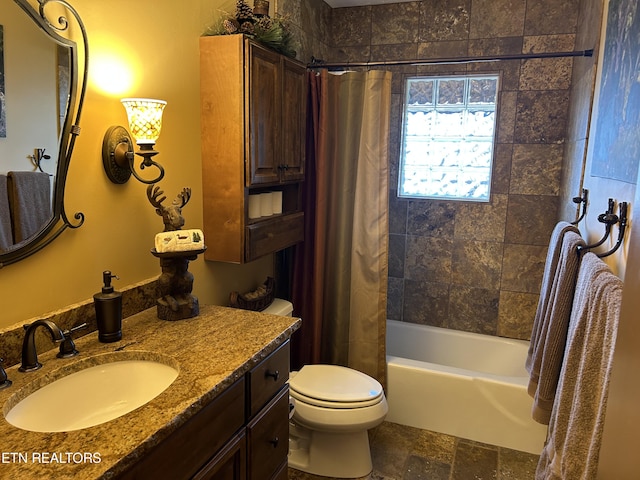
28 148 52 175
577 198 617 254
596 202 628 258
570 188 588 225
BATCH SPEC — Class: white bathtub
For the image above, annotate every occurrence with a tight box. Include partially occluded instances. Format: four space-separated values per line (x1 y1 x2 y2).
385 320 547 454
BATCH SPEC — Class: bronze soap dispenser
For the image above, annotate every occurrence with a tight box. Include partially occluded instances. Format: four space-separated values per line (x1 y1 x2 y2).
93 271 122 343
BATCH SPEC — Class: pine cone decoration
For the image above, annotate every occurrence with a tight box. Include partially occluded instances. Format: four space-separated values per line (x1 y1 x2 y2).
239 21 255 34
235 0 253 21
223 18 239 34
254 16 272 31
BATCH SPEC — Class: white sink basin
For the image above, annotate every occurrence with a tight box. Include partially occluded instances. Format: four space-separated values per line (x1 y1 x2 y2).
4 356 179 432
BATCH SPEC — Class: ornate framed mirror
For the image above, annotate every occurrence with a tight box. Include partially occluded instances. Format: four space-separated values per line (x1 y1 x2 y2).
0 0 87 267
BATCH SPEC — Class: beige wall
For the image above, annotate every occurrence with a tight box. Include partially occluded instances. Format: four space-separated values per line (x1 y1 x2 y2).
0 0 276 328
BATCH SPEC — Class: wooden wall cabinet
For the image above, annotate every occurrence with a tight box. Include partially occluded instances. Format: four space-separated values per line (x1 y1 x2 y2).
200 35 306 263
121 342 291 480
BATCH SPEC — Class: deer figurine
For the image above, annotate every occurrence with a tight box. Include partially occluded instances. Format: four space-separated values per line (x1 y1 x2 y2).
147 184 192 231
147 183 200 320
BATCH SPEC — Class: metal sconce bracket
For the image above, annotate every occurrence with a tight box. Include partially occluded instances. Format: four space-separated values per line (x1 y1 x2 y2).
102 125 134 184
101 125 165 185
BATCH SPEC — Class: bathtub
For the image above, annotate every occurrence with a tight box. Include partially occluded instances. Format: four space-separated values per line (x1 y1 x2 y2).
385 320 547 454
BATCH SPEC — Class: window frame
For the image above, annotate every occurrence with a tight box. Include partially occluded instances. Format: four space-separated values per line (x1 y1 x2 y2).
397 73 501 202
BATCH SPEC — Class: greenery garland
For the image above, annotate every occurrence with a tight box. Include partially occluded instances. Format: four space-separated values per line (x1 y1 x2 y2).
203 1 297 58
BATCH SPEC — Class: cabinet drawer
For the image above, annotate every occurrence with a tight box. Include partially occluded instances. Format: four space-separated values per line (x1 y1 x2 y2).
247 387 290 480
245 212 303 262
246 341 290 418
119 378 245 480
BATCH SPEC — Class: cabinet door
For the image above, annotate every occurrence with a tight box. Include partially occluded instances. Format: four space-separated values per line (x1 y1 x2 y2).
247 387 290 480
247 41 281 185
193 430 246 480
119 378 245 480
281 57 306 183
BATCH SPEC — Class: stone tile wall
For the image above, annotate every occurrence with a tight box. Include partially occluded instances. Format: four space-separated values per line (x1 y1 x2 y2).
276 0 333 64
327 0 580 339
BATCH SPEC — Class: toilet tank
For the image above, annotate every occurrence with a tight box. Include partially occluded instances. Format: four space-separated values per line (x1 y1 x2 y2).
262 298 293 316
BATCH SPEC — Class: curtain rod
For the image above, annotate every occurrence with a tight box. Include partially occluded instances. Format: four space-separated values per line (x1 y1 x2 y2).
307 49 594 69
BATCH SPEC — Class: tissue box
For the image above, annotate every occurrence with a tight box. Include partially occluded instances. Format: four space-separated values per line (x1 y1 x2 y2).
155 229 204 253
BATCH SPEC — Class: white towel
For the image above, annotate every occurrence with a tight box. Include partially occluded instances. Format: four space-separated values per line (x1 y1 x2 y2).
528 230 585 424
536 252 623 480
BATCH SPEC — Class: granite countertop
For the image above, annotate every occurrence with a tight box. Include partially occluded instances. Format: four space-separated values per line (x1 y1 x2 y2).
0 305 301 479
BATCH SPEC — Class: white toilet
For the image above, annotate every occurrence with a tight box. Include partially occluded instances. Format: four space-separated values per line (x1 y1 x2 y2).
262 299 388 478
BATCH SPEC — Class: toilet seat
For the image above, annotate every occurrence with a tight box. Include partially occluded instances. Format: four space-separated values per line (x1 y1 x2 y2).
289 365 384 409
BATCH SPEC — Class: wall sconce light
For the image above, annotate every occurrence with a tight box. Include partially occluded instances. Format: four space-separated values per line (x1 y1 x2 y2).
102 98 167 184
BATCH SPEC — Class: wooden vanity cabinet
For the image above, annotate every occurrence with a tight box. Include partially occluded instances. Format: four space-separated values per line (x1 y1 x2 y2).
118 377 246 480
200 34 306 264
118 341 291 480
245 339 291 480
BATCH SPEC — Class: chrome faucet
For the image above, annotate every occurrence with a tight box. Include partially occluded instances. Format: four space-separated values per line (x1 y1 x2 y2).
19 320 65 372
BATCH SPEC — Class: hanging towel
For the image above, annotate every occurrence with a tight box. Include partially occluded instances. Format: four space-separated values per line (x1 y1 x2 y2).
7 171 52 243
536 252 623 480
0 175 13 251
526 221 580 375
528 230 586 424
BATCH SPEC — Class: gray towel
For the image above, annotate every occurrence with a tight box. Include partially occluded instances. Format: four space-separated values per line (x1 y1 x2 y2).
528 230 586 424
536 252 623 480
7 171 52 243
0 175 13 251
526 221 580 375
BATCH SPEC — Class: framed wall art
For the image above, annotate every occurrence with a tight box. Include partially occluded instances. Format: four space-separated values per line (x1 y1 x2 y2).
590 0 640 183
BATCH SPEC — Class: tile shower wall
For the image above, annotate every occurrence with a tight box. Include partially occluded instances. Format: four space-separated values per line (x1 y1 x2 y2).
559 0 604 223
329 0 579 340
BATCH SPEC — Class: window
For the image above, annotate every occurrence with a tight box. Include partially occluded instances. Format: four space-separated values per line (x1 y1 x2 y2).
398 74 499 201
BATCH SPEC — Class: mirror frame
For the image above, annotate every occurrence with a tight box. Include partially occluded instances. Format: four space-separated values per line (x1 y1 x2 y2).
1 0 87 267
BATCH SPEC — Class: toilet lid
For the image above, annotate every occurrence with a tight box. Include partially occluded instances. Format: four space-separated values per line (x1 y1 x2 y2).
289 365 384 407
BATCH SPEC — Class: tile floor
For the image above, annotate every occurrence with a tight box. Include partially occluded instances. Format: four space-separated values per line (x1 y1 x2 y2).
288 421 540 480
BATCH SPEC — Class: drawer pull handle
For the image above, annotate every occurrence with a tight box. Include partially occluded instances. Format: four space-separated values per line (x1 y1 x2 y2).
269 436 279 447
265 369 279 381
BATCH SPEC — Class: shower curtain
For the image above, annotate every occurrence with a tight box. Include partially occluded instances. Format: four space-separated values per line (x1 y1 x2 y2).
291 69 391 383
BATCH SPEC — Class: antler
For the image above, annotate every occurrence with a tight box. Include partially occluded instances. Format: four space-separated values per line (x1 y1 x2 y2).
146 184 167 209
172 187 191 208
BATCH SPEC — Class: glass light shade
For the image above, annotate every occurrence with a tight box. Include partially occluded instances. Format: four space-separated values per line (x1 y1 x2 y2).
121 98 167 145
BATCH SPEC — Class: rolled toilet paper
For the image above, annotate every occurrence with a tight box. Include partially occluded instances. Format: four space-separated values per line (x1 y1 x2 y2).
272 191 283 214
248 194 261 219
260 192 273 216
